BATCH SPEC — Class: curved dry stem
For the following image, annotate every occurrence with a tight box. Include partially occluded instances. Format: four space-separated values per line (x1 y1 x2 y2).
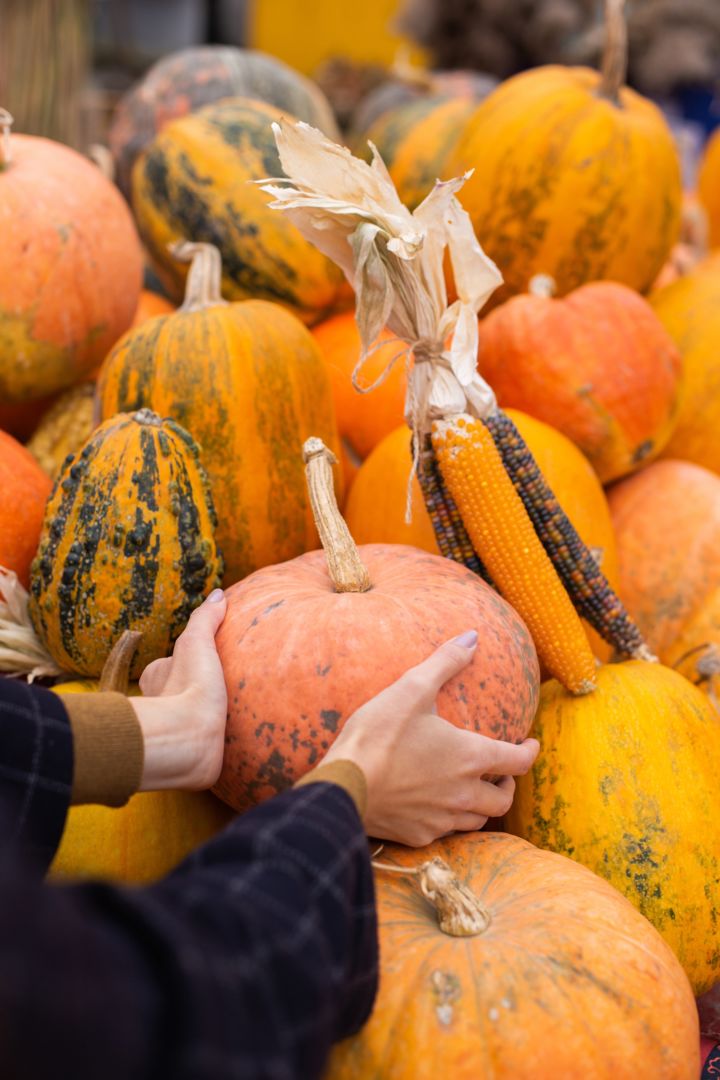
373 855 491 937
303 437 372 594
529 274 557 298
0 108 14 168
170 241 229 312
99 630 142 693
598 0 628 105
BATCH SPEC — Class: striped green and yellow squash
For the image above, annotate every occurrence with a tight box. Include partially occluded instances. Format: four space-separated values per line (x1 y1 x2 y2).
98 242 343 585
29 408 223 678
130 96 345 325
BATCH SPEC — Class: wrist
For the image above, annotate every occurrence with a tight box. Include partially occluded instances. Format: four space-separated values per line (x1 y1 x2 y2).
131 691 218 791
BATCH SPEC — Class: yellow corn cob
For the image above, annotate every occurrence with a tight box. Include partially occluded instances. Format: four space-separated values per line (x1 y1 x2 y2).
432 414 597 695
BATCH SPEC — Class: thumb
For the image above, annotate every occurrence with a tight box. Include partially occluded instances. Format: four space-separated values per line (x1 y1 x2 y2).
173 588 227 657
396 630 478 709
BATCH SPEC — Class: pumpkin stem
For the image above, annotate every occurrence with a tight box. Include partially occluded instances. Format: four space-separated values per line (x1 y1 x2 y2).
598 0 628 106
0 108 14 169
373 855 491 937
529 274 557 299
303 437 372 594
170 241 229 313
672 642 720 710
99 630 142 693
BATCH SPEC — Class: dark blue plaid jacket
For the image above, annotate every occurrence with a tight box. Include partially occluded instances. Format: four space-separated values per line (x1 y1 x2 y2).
0 678 377 1080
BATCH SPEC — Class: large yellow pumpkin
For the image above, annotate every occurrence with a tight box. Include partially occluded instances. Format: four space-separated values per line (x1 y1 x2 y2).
447 11 681 301
506 660 720 993
328 832 699 1079
651 252 720 476
130 96 344 325
98 242 342 584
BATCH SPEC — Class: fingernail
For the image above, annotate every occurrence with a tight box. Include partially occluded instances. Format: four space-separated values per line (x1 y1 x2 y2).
453 630 478 649
206 588 225 603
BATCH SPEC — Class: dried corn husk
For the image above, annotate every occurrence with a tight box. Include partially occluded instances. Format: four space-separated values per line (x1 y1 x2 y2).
0 568 63 681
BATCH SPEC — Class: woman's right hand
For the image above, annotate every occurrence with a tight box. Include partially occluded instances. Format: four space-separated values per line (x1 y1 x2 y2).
322 632 539 847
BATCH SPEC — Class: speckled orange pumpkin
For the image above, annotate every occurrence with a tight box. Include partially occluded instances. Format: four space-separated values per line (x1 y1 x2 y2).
0 112 143 403
213 442 539 811
478 278 682 483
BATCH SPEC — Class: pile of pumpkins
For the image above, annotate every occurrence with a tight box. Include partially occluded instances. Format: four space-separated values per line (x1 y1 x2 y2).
2 12 720 1074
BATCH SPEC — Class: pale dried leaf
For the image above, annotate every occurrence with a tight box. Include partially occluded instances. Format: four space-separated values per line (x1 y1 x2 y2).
0 568 64 681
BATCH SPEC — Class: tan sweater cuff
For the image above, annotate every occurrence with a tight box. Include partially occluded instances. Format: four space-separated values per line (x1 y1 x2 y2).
64 692 144 807
294 760 367 820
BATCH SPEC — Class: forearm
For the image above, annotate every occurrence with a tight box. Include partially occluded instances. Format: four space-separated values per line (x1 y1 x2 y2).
0 782 377 1080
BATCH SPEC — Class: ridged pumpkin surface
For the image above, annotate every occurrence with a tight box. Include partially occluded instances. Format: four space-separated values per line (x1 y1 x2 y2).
358 95 480 210
698 127 720 250
215 544 540 811
0 132 143 401
328 833 699 1080
506 661 720 994
110 44 339 197
448 66 681 300
49 678 234 884
478 281 682 483
131 97 344 323
608 460 720 679
0 430 52 586
651 253 720 476
312 311 406 460
99 296 342 584
27 382 95 478
29 410 223 678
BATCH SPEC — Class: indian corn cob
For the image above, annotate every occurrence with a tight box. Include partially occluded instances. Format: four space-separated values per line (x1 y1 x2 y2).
432 414 597 694
484 409 653 660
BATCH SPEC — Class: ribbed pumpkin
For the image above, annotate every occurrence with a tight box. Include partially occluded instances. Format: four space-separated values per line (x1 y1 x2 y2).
0 110 143 403
50 634 234 885
27 382 95 478
698 127 720 250
109 45 339 198
478 277 683 482
608 459 720 691
651 253 720 476
345 409 619 661
328 833 699 1079
213 439 539 811
0 430 52 587
506 661 720 993
357 94 481 211
351 69 497 138
98 243 342 584
447 5 681 300
131 97 344 323
29 409 223 678
312 311 406 461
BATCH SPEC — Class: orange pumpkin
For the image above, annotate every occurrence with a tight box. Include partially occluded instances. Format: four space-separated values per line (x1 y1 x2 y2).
131 289 175 327
608 459 720 690
0 395 56 441
447 9 681 302
213 440 539 811
328 833 699 1079
0 430 52 586
698 127 720 250
651 252 720 476
312 312 406 461
0 111 143 403
98 242 342 584
478 278 682 483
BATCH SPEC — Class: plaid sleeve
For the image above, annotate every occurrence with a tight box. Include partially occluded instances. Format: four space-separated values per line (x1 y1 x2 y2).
0 677 73 871
0 781 377 1080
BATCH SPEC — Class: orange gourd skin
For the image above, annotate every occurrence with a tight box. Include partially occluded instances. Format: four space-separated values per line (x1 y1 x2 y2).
449 67 681 302
506 661 720 993
214 545 540 811
0 134 143 402
131 289 175 327
98 299 342 584
478 282 682 483
698 128 720 250
328 833 699 1080
312 312 406 461
651 253 720 476
608 460 720 678
0 430 52 586
345 410 618 660
130 98 344 324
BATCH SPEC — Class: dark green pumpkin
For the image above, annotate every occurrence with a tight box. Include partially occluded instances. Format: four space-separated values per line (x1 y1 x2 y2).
29 408 223 678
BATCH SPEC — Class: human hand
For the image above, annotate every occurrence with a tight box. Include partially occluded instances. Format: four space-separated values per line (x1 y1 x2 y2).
322 631 539 846
132 589 228 791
